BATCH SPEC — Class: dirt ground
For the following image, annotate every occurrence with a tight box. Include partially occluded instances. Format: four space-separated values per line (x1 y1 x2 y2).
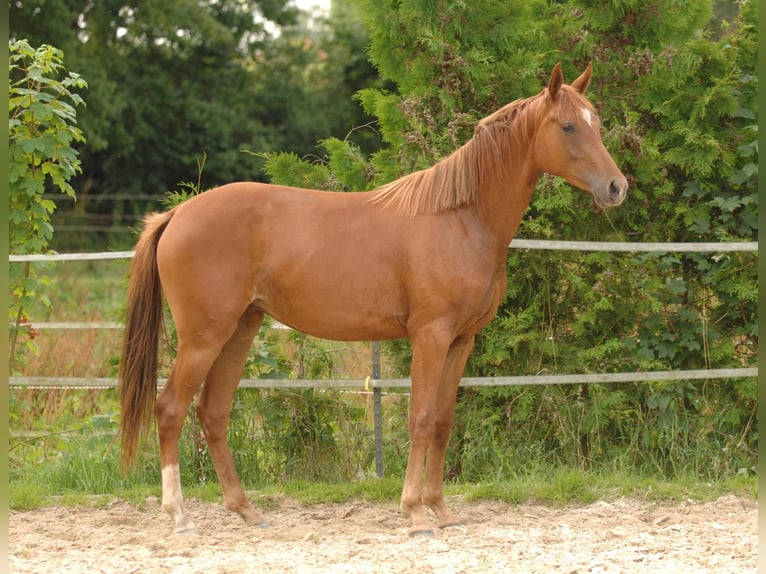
9 494 757 573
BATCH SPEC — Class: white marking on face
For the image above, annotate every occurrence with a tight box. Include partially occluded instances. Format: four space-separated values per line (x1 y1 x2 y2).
581 107 593 128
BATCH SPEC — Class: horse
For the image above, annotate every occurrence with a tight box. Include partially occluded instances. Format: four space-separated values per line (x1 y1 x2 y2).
117 63 627 537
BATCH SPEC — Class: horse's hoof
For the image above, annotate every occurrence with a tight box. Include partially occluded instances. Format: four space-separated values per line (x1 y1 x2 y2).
408 528 435 538
174 525 200 535
243 514 270 528
438 520 463 530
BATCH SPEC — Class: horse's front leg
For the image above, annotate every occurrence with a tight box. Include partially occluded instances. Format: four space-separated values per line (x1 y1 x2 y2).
422 334 476 529
400 327 453 537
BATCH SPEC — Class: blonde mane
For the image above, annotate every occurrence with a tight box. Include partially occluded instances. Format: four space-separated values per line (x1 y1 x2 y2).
371 86 591 216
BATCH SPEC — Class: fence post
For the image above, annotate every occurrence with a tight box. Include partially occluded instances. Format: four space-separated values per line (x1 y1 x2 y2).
372 341 383 478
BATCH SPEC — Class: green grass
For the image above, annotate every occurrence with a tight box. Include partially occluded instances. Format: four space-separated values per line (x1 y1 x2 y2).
457 469 756 506
11 467 756 512
262 477 404 505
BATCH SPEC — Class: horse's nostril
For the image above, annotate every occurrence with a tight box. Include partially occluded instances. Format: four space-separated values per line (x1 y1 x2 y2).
609 180 621 198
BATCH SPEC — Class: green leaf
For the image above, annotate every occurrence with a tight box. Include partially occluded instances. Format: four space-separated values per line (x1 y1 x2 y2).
665 278 687 296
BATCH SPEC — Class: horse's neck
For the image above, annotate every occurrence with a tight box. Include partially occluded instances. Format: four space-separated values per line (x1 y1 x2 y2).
476 148 540 256
469 96 542 254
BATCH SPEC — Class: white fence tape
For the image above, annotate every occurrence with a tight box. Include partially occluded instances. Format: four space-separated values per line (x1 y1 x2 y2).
8 241 758 263
9 368 759 390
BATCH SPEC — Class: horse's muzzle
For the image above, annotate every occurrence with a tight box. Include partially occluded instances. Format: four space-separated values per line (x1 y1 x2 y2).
593 176 628 208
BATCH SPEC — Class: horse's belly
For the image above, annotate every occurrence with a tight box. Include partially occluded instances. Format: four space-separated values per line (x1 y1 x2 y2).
264 304 408 342
255 277 408 342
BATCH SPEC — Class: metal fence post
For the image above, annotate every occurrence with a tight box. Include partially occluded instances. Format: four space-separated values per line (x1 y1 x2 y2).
372 341 384 478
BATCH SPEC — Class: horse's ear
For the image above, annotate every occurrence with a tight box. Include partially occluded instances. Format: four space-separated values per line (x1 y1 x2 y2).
570 62 593 95
548 62 564 100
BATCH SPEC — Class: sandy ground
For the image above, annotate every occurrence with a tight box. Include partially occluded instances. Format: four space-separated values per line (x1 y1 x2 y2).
9 494 757 573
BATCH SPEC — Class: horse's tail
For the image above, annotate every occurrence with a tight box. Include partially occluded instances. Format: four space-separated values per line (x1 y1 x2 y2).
117 209 176 471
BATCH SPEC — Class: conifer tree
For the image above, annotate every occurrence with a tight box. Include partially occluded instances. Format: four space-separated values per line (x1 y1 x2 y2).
262 0 757 478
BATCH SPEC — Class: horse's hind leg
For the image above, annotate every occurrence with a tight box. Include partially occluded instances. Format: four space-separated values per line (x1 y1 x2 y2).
195 306 266 526
157 339 225 533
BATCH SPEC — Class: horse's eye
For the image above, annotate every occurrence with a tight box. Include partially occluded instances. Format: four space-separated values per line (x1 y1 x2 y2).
562 123 575 134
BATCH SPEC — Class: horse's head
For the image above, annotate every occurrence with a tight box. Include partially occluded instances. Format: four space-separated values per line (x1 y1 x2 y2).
533 63 628 208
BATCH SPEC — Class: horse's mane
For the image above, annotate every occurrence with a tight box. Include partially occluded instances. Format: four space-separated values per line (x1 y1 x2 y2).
371 86 591 216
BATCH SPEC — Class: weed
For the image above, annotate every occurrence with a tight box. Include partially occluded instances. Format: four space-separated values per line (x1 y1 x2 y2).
9 483 47 510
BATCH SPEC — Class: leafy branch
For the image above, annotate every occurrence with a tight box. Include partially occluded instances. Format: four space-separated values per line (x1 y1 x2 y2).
8 40 87 372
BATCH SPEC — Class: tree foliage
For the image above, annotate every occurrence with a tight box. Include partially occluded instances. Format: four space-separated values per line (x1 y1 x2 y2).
9 0 380 248
263 0 757 479
10 0 294 193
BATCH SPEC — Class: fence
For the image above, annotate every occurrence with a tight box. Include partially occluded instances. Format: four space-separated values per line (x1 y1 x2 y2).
9 239 759 476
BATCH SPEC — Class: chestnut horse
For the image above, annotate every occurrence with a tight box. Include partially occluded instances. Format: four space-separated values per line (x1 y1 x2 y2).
118 63 627 536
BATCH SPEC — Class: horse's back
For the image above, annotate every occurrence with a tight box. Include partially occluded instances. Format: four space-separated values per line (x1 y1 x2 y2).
155 182 412 341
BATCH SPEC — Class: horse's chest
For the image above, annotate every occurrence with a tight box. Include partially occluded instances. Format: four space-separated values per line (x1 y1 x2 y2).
463 272 506 331
424 263 505 336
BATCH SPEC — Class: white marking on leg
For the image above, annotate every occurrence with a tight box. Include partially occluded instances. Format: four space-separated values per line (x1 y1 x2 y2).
162 464 196 532
581 107 593 128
